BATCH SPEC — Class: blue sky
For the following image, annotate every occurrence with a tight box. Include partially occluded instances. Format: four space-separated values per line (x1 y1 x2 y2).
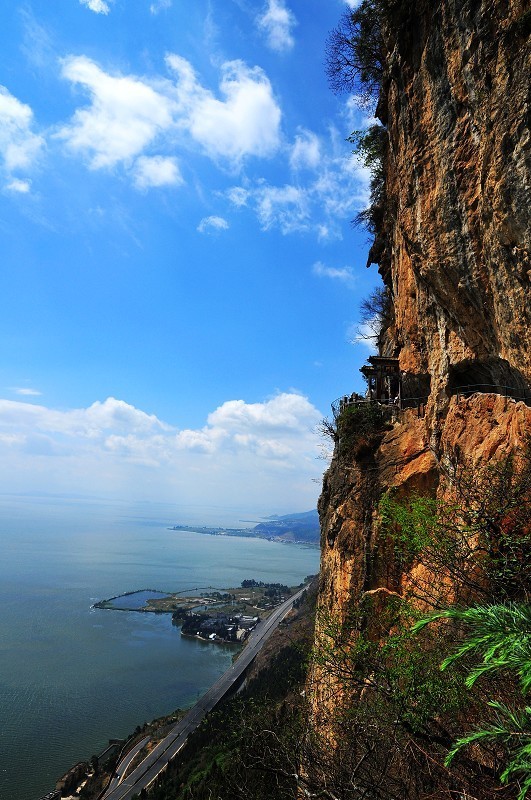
0 0 379 517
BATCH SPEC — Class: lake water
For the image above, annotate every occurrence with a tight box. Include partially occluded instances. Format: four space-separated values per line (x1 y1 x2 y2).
0 495 320 800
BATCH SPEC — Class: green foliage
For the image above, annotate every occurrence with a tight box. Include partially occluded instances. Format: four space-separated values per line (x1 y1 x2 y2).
326 3 394 241
413 604 531 696
336 401 388 456
379 446 531 605
378 447 531 794
315 598 465 727
414 603 531 798
309 601 468 796
380 492 439 560
349 125 387 235
349 124 386 171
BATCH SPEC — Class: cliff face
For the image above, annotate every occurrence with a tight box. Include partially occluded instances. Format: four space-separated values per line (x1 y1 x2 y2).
318 0 530 630
378 0 531 412
314 0 531 709
319 397 531 621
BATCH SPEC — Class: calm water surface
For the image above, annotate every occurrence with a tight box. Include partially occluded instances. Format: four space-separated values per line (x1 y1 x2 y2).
0 496 319 800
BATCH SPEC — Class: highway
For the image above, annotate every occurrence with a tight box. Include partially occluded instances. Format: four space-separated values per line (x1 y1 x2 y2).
105 737 150 794
102 586 307 800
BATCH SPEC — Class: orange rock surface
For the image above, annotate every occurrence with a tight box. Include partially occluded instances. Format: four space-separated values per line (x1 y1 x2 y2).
312 1 531 725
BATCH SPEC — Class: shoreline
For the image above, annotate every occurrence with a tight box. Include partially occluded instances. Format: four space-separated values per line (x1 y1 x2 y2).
168 524 319 548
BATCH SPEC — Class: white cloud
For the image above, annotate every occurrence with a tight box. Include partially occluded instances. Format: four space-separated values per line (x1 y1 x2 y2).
150 0 172 12
56 54 282 185
79 0 111 13
227 132 370 239
10 387 42 396
20 9 55 70
347 321 378 353
289 128 321 171
0 87 44 181
57 56 175 169
343 95 379 130
133 155 182 188
167 55 281 164
257 0 297 52
312 261 355 285
0 393 323 509
6 178 31 193
226 186 249 207
344 0 363 7
197 216 229 233
208 393 316 433
254 184 309 234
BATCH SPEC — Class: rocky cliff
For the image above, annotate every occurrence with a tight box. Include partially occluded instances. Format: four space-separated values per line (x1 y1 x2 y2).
319 0 530 625
377 0 531 408
311 2 531 795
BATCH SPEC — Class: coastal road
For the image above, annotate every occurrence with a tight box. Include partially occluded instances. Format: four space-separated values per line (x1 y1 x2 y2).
105 737 150 794
102 585 308 800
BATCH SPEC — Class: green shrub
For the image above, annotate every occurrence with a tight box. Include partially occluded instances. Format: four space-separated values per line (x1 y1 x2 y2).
336 402 388 457
414 604 531 799
349 125 387 235
378 445 531 606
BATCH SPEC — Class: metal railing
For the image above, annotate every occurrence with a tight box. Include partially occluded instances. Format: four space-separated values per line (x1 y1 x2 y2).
452 384 531 404
331 395 428 420
331 384 531 421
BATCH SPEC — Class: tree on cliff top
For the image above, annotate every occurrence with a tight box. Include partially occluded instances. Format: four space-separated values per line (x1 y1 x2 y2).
325 1 384 104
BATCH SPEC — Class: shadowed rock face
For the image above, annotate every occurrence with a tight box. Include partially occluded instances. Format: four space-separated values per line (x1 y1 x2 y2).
377 0 530 409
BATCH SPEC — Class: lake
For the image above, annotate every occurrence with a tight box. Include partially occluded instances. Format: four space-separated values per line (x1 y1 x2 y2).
0 495 320 800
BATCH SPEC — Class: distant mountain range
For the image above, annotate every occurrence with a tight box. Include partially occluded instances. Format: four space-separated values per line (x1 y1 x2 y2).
170 509 320 545
252 509 320 543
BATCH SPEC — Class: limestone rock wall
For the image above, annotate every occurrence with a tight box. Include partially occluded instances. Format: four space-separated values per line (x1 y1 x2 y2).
315 0 531 647
379 0 530 410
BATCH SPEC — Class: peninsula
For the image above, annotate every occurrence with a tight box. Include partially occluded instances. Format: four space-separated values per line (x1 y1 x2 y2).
93 579 314 645
170 508 319 545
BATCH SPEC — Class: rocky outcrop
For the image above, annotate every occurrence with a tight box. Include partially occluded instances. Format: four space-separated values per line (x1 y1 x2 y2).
318 396 531 624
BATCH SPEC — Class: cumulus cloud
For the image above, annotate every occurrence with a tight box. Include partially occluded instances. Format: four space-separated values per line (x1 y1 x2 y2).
174 393 321 464
312 261 355 285
197 216 229 233
257 0 297 52
167 55 281 164
57 55 281 179
133 155 182 188
79 0 111 13
57 56 174 169
0 397 168 439
0 393 323 509
0 87 44 183
208 393 316 433
289 128 321 171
